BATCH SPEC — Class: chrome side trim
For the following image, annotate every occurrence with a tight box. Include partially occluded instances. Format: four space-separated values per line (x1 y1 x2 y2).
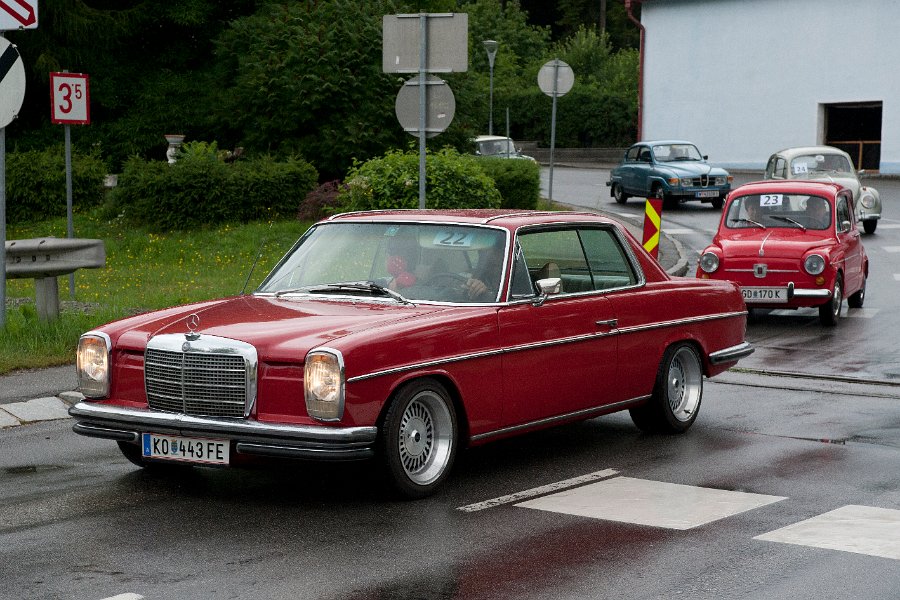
347 310 748 383
470 396 650 443
708 342 755 365
346 330 618 383
69 402 377 446
614 310 747 336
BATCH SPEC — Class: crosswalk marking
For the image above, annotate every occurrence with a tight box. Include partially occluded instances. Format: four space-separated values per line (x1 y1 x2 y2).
755 505 900 560
883 246 900 253
515 476 785 530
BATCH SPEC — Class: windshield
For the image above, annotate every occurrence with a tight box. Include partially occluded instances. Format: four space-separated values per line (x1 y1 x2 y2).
477 138 518 156
257 222 508 303
652 144 703 162
790 153 854 177
725 193 833 231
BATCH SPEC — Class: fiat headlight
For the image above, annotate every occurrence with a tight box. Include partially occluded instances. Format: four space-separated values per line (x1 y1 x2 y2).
699 251 720 273
804 254 826 275
715 176 729 186
859 193 875 209
681 178 694 186
76 332 111 398
304 349 345 421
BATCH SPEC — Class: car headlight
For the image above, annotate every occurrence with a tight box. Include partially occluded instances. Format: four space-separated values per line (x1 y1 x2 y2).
699 251 720 273
715 176 728 186
304 349 345 421
681 178 693 186
76 332 111 398
804 254 826 275
859 193 875 209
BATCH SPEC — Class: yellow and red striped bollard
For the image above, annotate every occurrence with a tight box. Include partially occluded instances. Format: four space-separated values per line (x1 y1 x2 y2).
641 197 663 260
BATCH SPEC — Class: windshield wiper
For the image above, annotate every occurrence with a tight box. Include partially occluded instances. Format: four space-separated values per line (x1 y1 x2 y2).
734 218 766 229
305 281 415 305
770 215 807 230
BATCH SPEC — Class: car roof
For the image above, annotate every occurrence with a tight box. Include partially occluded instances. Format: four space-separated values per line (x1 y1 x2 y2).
632 140 697 147
475 135 514 142
325 209 618 229
730 179 844 198
771 145 851 158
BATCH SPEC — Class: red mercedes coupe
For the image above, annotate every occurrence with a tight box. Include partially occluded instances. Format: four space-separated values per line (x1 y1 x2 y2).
71 210 752 498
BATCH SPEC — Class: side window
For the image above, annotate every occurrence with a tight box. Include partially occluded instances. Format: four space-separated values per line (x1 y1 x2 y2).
836 195 852 229
626 147 640 162
515 227 637 295
509 244 537 299
773 158 787 179
517 229 590 295
579 228 638 290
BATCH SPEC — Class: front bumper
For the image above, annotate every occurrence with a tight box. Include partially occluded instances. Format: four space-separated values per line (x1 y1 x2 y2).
69 401 379 461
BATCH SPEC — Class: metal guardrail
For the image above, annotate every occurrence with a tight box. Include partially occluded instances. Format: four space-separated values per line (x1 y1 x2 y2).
5 237 105 320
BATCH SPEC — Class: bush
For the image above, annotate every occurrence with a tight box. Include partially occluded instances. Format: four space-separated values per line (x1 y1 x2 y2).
5 147 107 223
337 148 502 212
297 180 345 221
475 158 541 209
108 149 318 231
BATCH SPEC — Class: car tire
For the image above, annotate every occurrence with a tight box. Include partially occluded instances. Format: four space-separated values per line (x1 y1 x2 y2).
629 343 703 434
711 197 724 210
612 183 629 204
819 274 843 326
380 379 457 499
862 219 877 234
653 184 676 210
847 276 866 309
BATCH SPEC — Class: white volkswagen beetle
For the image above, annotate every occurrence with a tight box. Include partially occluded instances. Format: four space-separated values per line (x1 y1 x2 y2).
764 146 881 234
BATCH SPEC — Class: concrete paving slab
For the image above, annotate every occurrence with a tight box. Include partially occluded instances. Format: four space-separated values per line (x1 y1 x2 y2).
0 408 19 428
2 396 72 423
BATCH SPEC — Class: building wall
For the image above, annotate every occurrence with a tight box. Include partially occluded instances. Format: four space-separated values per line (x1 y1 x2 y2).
641 0 900 173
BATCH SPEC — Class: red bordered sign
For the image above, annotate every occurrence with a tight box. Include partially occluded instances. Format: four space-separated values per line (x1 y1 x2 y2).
50 72 90 125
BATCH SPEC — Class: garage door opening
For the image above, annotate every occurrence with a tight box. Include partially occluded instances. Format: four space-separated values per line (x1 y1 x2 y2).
823 102 882 171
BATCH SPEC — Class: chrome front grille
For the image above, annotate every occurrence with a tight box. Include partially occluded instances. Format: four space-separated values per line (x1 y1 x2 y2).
145 334 258 418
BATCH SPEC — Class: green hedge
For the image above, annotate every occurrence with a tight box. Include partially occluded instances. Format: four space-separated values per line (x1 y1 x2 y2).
474 157 541 210
108 150 318 231
5 147 107 224
337 148 502 211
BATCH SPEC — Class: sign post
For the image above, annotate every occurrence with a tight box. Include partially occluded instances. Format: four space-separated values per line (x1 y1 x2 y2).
50 71 90 299
383 13 467 209
537 59 574 204
0 35 26 328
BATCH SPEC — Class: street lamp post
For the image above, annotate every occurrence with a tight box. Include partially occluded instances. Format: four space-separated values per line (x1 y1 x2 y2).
483 40 498 135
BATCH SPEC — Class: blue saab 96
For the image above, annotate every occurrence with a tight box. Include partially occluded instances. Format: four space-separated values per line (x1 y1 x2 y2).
607 140 732 209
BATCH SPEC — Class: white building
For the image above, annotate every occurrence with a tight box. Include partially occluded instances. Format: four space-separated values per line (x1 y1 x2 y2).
639 0 895 173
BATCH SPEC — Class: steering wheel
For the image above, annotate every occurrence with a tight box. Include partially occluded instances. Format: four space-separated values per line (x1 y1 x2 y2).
423 272 469 287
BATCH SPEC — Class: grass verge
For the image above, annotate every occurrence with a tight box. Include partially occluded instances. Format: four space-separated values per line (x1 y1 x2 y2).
2 210 311 374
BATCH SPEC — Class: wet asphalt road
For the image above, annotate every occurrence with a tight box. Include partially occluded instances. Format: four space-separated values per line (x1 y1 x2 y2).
0 167 898 599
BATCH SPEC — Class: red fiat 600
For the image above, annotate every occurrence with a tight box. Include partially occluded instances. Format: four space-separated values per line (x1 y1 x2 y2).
697 180 868 326
71 210 752 498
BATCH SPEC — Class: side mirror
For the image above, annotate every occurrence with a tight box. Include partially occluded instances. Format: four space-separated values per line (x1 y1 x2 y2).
536 277 562 295
841 220 852 233
703 155 709 160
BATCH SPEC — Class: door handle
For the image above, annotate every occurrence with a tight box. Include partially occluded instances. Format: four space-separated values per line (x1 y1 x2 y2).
595 319 618 328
